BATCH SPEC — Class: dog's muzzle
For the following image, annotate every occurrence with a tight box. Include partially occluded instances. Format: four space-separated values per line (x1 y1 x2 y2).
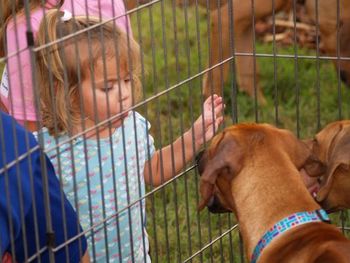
340 70 350 87
207 195 231 213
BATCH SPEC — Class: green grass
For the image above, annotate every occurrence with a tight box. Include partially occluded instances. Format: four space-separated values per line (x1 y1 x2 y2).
129 2 350 262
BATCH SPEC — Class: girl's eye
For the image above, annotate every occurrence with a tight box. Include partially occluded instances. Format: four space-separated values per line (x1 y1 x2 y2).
104 84 114 93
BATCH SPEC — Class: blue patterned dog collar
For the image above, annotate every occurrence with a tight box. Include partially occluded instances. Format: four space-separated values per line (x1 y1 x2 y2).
251 209 330 263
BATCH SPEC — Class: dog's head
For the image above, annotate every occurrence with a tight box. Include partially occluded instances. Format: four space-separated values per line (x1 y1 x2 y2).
197 123 325 213
306 120 350 212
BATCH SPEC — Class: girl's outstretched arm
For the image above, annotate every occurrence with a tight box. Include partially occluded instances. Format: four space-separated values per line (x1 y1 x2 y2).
144 95 224 187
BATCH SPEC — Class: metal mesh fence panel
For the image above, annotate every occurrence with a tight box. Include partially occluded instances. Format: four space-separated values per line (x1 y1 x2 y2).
0 0 349 262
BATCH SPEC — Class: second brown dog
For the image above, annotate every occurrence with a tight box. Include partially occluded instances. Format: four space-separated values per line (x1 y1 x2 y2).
306 120 350 213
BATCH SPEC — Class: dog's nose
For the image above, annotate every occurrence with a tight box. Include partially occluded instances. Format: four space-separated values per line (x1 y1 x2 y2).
195 150 205 166
340 70 349 86
196 150 206 174
207 195 231 214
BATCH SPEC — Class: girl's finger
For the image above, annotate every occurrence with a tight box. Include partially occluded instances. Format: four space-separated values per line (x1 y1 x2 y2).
204 95 221 108
205 107 223 122
213 103 224 115
204 102 223 117
207 96 222 109
216 116 224 127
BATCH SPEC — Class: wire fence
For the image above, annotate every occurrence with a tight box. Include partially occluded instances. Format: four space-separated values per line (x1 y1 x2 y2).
0 0 350 262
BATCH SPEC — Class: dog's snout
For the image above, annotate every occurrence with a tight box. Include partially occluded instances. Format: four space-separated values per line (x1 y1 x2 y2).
196 150 205 165
196 150 206 175
207 195 231 214
340 70 349 86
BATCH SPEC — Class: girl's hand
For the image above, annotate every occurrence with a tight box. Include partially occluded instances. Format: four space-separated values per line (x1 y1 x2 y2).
192 94 224 148
146 94 224 185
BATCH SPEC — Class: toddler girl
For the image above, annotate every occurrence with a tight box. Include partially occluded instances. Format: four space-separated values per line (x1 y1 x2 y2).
35 9 224 262
0 0 131 131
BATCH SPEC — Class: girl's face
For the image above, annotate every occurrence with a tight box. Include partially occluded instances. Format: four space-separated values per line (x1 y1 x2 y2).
80 57 133 137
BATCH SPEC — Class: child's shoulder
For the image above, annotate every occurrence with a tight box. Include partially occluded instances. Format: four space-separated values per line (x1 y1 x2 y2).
130 111 151 130
33 127 53 142
33 128 70 155
120 112 152 137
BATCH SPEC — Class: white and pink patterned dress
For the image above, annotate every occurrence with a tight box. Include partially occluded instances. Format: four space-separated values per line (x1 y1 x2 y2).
37 111 155 263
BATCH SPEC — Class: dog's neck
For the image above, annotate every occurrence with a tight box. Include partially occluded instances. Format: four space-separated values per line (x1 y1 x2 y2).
231 158 321 260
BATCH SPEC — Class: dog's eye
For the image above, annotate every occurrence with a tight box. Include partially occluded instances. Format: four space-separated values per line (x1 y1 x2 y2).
311 138 320 151
317 176 324 185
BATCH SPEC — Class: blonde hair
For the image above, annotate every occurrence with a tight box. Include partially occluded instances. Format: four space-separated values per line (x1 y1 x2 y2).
0 0 64 57
35 9 141 136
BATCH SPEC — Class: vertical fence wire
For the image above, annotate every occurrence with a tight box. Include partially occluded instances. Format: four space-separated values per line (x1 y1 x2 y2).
272 0 279 126
292 0 301 138
228 0 238 125
250 0 259 123
214 4 226 260
224 1 238 261
24 0 56 261
134 2 161 263
193 1 206 261
170 1 183 261
336 0 342 120
314 0 321 130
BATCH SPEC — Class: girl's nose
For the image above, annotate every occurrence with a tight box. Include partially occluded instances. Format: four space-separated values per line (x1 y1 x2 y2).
118 84 130 101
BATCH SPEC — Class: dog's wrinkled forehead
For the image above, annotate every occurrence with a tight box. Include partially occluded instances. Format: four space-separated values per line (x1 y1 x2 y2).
197 123 309 170
314 121 350 161
223 123 295 148
198 124 272 159
231 124 315 168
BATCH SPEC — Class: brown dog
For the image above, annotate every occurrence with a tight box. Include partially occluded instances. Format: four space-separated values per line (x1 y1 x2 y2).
198 124 350 262
187 0 350 101
306 120 350 213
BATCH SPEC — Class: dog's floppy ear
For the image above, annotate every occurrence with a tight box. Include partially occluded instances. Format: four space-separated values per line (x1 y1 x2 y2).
315 122 343 162
316 125 350 202
198 133 244 210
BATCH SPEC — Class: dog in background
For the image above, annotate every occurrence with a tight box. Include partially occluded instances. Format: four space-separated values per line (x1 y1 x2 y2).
305 120 350 213
124 0 151 10
178 0 350 103
197 123 350 262
175 0 228 10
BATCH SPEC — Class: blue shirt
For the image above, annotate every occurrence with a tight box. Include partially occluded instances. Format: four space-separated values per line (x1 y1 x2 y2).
38 111 155 262
0 112 87 262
